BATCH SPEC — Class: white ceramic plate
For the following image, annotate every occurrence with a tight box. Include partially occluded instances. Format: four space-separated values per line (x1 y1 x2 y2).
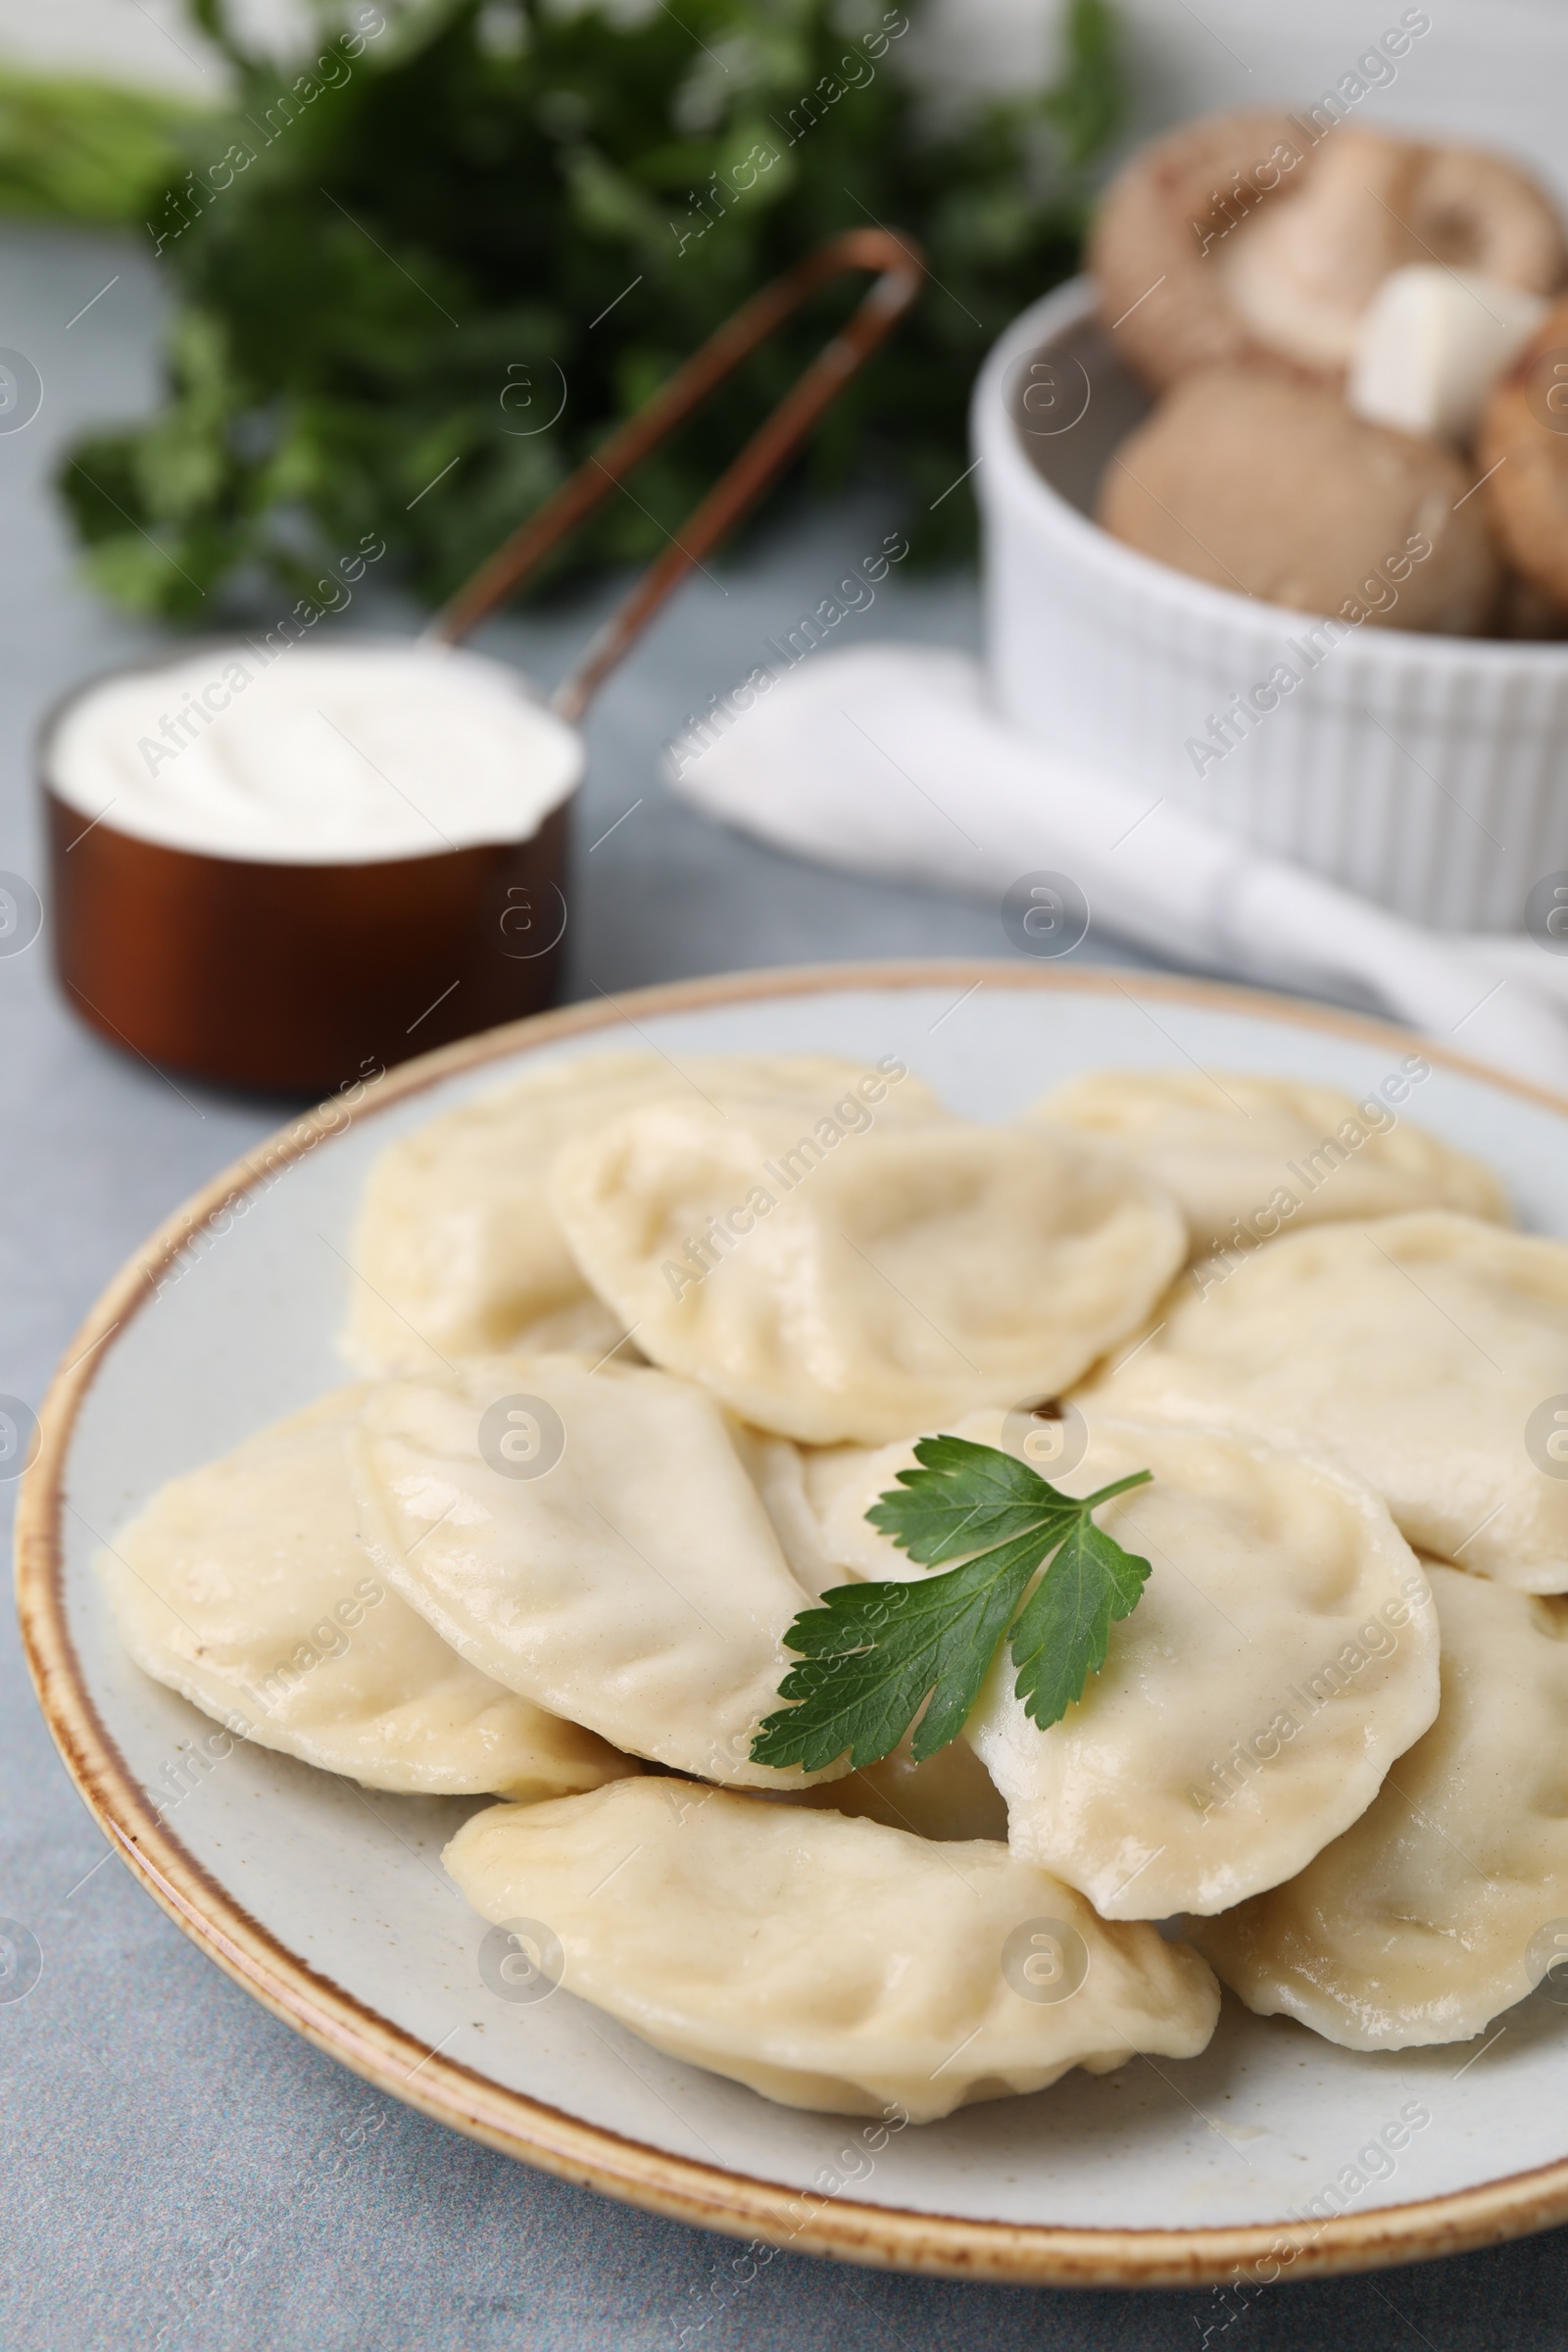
22 960 1568 2287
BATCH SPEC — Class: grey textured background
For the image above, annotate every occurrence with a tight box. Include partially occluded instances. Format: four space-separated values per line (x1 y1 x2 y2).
3 217 1565 2351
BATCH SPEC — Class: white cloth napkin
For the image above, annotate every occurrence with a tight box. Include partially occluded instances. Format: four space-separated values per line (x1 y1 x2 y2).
665 644 1568 1094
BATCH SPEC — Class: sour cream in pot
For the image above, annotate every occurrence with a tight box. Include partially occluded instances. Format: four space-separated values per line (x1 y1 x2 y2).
46 640 584 864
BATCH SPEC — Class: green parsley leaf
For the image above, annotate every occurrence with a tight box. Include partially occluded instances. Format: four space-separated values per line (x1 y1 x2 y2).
750 1436 1152 1773
1006 1510 1152 1730
866 1432 1080 1565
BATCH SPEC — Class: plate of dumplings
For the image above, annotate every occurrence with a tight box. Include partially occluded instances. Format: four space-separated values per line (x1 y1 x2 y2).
23 958 1568 2286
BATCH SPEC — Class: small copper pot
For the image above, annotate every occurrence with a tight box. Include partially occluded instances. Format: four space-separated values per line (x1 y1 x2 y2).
40 716 571 1093
40 230 922 1096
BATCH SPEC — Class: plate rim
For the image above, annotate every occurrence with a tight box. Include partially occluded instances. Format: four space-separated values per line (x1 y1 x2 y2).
20 954 1568 2289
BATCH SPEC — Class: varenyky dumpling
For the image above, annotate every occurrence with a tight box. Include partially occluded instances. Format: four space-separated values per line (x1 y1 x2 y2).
549 1098 1186 1444
1033 1066 1508 1257
444 1779 1220 2118
344 1051 941 1375
1085 1210 1568 1592
1189 1566 1568 2048
100 1388 632 1800
796 1410 1439 1918
726 1423 845 1597
348 1353 844 1788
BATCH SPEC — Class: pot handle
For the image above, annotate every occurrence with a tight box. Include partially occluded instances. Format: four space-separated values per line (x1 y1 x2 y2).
426 227 925 721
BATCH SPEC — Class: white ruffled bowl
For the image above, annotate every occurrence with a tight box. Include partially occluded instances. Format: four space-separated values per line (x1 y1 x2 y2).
973 276 1568 934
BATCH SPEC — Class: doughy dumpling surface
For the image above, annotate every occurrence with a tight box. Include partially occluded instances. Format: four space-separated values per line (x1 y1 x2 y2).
345 1052 936 1374
1035 1068 1508 1255
348 1353 841 1788
727 1424 843 1597
1189 1566 1568 2049
445 1779 1220 2118
100 1387 631 1800
798 1411 1439 1917
1086 1211 1568 1592
550 1101 1186 1444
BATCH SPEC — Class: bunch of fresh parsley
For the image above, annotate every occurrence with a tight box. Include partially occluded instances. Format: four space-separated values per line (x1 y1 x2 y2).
753 1434 1152 1772
59 0 1122 619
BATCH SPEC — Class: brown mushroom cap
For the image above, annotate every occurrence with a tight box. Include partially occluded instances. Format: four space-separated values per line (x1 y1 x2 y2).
1416 142 1568 286
1097 370 1502 636
1089 109 1309 389
1478 294 1568 606
1092 111 1567 393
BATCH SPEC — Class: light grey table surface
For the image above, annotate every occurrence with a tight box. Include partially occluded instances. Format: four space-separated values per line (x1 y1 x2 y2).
1 218 1562 2352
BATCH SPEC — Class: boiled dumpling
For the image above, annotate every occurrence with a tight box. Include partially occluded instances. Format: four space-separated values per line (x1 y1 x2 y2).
1034 1067 1508 1256
796 1410 1440 1917
345 1052 658 1373
344 1051 939 1374
444 1778 1220 2118
1188 1566 1568 2049
549 1099 1186 1444
726 1424 844 1597
100 1387 631 1800
347 1353 844 1788
1085 1211 1568 1592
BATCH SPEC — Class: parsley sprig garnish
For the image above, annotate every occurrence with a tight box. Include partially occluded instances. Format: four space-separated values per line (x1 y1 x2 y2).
750 1436 1152 1773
